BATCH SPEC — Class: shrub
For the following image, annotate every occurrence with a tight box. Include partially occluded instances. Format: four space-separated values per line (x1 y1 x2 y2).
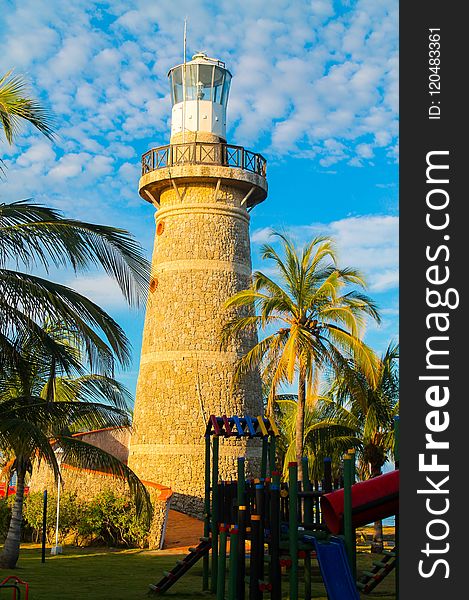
23 489 148 548
78 490 148 548
23 490 84 544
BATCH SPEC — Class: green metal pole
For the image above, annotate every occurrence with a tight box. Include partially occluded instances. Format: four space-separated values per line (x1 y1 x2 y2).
237 457 246 509
261 437 268 479
217 524 228 600
304 551 312 600
237 506 247 600
270 471 281 600
249 515 261 600
301 456 313 526
348 449 357 580
288 462 299 600
394 416 400 600
228 525 239 600
269 435 276 477
211 436 220 593
203 435 211 591
343 454 354 576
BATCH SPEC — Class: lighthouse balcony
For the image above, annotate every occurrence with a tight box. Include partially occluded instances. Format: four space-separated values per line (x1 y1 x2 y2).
139 141 268 208
142 141 267 178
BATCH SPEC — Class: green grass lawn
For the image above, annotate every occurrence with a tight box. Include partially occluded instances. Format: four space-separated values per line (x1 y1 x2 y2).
1 544 396 599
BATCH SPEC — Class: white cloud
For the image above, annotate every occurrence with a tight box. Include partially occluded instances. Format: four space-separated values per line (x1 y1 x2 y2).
251 227 274 244
312 0 335 19
47 152 90 180
3 26 59 68
1 0 398 269
15 140 56 167
356 143 374 159
65 275 128 310
47 35 96 79
92 48 122 72
329 215 399 292
76 83 99 108
370 269 399 292
329 215 398 249
1 0 398 207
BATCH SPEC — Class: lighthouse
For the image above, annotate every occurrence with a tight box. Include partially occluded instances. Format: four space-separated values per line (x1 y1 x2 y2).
128 53 268 514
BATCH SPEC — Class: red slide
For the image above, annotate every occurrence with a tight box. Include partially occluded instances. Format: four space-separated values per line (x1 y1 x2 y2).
321 470 399 534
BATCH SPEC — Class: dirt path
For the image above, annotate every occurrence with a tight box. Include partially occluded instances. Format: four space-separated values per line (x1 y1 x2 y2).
161 509 204 553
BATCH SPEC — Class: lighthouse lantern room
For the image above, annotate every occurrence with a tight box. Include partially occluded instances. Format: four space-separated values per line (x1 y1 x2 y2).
169 52 232 140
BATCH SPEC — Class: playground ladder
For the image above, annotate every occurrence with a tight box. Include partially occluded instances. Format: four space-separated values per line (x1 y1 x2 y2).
356 547 396 594
148 538 211 595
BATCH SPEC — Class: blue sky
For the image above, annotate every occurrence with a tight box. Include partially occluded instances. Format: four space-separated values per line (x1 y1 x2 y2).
1 0 398 397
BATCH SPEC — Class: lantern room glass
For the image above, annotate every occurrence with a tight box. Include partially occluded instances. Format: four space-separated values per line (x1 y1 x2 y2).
170 63 231 107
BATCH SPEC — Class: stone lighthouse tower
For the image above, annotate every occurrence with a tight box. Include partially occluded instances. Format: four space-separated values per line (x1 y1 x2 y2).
128 53 268 514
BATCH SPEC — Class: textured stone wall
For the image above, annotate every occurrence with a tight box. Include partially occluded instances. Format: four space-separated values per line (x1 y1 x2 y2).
170 131 222 144
72 428 130 464
29 462 171 550
128 175 264 515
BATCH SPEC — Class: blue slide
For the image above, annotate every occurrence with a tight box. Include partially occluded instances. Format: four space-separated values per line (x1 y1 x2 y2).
309 536 360 600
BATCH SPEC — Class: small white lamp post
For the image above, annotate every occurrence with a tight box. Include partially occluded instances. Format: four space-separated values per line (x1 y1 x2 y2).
51 447 64 555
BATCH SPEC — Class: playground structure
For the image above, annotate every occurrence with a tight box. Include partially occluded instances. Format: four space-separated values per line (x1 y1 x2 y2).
0 576 29 599
149 414 400 599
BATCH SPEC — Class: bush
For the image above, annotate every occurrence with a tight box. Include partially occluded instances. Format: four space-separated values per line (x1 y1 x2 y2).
23 489 148 548
23 490 84 544
78 490 148 548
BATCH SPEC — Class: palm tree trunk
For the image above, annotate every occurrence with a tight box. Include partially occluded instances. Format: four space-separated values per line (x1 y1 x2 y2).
370 464 384 553
0 466 26 568
371 519 384 554
295 373 306 481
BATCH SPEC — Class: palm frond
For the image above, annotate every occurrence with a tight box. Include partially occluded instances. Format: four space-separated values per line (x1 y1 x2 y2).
0 200 150 306
0 269 131 371
0 418 60 480
0 396 131 434
323 325 380 386
0 71 54 144
49 375 132 411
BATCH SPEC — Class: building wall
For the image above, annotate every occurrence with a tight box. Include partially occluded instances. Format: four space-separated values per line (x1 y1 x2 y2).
72 428 130 464
128 178 263 515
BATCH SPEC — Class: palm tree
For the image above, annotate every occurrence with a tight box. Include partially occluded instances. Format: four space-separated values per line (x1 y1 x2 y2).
1 71 150 372
0 75 153 568
0 200 150 374
222 233 380 472
274 394 359 481
0 324 151 569
322 341 399 551
0 70 54 145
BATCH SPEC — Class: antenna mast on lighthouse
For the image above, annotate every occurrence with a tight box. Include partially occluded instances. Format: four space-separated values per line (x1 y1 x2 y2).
182 18 187 149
